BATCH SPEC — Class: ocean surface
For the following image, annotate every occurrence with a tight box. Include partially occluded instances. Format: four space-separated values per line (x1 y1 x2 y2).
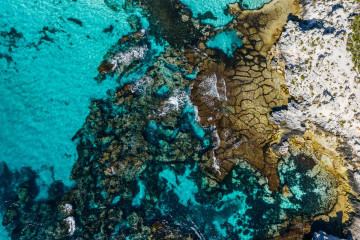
0 0 135 238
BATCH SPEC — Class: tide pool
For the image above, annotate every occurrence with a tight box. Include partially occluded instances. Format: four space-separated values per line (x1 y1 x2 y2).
179 0 238 27
206 30 243 57
241 0 272 9
179 0 273 27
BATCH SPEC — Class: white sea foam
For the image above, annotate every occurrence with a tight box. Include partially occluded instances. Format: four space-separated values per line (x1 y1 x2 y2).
63 216 76 236
61 203 73 216
110 45 148 70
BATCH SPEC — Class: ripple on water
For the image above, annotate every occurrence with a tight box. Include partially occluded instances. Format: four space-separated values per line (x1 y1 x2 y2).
0 0 143 238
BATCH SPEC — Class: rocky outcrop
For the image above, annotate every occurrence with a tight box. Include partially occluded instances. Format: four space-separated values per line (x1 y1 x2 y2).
191 0 300 191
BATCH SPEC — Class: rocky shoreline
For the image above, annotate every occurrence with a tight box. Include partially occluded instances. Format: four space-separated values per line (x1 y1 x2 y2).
2 0 360 239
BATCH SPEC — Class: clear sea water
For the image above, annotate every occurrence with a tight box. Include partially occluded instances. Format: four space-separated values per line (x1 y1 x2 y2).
179 0 272 27
241 0 273 9
0 0 139 238
206 30 243 57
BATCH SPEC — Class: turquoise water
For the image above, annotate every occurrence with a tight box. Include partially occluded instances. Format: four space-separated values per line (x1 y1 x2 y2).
155 85 171 98
241 0 272 9
132 180 146 207
159 165 199 207
0 0 144 238
155 164 287 239
0 0 133 186
153 158 336 239
179 0 238 27
206 30 243 57
179 0 273 27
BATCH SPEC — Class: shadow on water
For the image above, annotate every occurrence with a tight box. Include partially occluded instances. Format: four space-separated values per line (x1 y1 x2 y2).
304 212 354 240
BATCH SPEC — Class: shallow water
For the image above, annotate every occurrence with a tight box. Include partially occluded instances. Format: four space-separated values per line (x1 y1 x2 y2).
0 0 136 238
206 30 243 57
0 0 132 187
179 0 272 26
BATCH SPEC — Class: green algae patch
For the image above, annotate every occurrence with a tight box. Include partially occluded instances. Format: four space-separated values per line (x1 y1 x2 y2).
348 13 360 72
